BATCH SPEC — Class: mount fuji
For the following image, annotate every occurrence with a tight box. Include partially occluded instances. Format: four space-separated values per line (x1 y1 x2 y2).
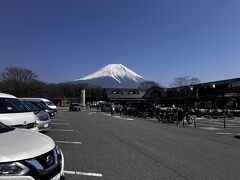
74 64 145 88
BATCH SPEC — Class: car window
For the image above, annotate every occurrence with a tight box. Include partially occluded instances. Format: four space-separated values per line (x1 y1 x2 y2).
0 98 32 114
23 101 39 111
32 101 48 109
46 101 54 106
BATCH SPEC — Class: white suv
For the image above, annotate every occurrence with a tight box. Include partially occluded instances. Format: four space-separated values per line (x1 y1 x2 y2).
0 122 64 179
0 93 37 130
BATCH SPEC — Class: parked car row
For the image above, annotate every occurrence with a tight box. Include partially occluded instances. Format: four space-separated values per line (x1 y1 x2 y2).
0 92 65 180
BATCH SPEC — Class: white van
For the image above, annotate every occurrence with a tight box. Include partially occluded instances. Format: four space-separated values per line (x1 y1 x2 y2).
0 93 37 130
21 98 57 114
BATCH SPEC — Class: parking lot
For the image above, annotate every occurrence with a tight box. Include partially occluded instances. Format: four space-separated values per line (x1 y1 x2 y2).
46 108 240 180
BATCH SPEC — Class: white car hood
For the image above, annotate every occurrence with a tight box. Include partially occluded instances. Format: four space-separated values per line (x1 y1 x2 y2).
0 129 55 162
0 112 36 126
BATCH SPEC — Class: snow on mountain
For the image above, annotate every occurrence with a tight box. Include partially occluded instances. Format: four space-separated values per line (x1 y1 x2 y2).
74 64 145 88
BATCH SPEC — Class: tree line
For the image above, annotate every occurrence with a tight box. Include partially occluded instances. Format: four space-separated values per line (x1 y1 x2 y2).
0 66 200 99
0 66 106 100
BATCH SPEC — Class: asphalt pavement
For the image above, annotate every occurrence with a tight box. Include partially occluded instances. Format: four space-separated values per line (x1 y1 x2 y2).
45 108 240 180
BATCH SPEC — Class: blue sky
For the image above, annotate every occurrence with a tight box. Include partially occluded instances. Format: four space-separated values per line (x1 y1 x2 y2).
0 0 240 87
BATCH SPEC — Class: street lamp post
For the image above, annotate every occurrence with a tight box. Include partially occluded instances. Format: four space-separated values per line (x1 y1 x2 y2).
212 83 216 108
196 88 199 109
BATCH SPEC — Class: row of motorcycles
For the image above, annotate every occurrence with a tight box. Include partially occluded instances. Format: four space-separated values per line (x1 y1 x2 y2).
115 105 195 124
114 104 235 124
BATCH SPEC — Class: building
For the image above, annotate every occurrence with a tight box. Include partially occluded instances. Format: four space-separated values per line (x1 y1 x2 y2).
105 88 146 104
105 78 240 110
162 78 240 110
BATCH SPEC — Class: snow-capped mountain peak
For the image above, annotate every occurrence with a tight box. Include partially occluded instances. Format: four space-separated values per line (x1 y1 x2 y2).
74 64 145 88
77 64 144 83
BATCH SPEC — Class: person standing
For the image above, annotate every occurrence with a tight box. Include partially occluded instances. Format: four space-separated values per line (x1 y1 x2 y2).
111 104 115 116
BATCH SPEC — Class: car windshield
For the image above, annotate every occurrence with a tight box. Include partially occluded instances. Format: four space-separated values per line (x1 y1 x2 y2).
31 101 48 109
23 101 40 112
72 103 80 106
0 122 14 133
0 98 32 114
46 101 54 106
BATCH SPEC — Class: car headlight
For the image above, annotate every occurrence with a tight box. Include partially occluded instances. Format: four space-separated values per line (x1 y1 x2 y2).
55 145 61 155
35 115 40 121
55 146 63 164
0 162 29 176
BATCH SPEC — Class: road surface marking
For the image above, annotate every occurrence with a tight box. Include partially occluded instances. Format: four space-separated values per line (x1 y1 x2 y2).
64 170 103 177
216 132 233 135
55 141 82 144
113 115 133 121
200 127 222 130
88 112 97 115
51 119 68 121
52 123 70 125
197 123 224 127
49 129 75 132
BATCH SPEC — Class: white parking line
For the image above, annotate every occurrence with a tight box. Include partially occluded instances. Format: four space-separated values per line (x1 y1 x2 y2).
216 132 233 135
200 127 223 130
51 119 68 121
113 116 133 121
55 141 82 144
49 129 75 132
52 123 70 125
64 170 103 177
101 113 133 121
102 113 111 116
88 112 97 115
197 123 224 127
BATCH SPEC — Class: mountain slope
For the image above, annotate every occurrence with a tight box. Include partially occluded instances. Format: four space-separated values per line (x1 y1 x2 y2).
74 64 145 88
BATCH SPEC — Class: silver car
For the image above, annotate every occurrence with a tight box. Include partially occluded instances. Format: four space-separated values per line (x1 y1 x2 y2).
22 100 51 131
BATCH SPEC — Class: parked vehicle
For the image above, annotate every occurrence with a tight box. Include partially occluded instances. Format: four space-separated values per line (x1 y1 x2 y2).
21 98 57 114
20 99 55 117
69 103 81 111
100 102 112 112
22 100 51 131
0 122 64 179
0 93 37 130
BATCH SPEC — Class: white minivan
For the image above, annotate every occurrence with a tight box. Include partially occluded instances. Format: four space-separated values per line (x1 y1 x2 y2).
0 93 37 130
21 98 57 114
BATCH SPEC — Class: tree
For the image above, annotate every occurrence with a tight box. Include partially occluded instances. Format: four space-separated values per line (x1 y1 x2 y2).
170 76 201 87
0 66 38 97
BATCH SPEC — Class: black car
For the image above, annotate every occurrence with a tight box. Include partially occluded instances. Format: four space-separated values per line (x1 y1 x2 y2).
69 103 81 111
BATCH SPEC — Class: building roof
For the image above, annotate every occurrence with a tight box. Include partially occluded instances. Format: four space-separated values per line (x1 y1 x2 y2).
167 78 240 91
